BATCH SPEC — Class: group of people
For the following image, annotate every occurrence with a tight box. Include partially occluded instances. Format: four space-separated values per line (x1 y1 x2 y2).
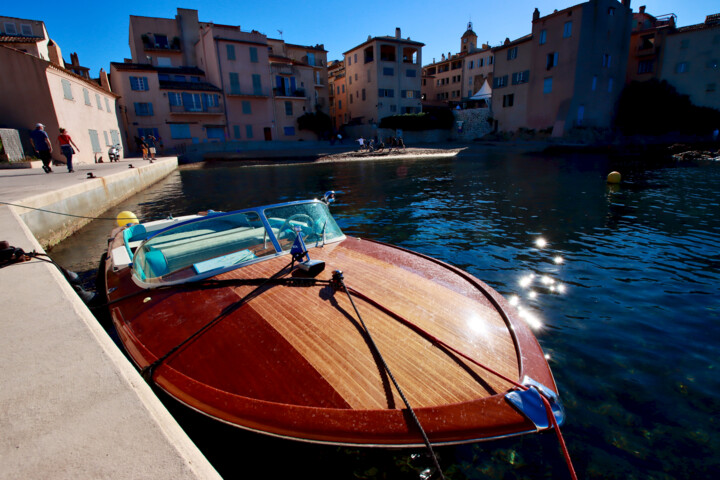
29 123 79 173
356 135 406 153
134 135 159 162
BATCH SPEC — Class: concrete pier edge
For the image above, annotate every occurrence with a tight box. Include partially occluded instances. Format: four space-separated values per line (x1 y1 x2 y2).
0 159 220 479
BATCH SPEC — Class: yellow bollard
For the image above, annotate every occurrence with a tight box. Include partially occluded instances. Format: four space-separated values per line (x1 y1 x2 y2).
116 211 139 227
607 171 621 184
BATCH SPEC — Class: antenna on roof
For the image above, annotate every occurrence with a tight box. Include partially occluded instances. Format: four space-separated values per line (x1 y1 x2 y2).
277 29 283 39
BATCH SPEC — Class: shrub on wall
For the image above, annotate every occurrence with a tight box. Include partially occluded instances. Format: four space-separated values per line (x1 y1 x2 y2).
379 107 454 131
297 111 332 139
615 79 720 136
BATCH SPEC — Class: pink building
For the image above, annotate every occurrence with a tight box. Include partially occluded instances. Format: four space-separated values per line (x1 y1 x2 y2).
112 8 331 152
0 16 123 163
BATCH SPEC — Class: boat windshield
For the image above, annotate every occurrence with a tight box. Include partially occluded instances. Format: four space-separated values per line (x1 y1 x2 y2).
130 201 343 285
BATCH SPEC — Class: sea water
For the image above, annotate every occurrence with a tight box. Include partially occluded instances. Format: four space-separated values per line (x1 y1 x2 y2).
51 147 720 479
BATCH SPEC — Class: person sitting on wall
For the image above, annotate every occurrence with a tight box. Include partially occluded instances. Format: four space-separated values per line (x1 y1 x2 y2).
397 137 406 150
376 139 385 152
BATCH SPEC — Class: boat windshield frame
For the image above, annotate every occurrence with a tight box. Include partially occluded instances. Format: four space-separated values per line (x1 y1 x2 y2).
128 199 345 288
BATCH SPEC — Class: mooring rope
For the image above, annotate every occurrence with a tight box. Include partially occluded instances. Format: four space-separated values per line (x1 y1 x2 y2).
331 270 447 480
0 200 163 222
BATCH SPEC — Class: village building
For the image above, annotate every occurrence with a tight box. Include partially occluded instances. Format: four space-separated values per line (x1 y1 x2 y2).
0 16 122 163
342 28 423 137
328 60 348 130
491 34 533 132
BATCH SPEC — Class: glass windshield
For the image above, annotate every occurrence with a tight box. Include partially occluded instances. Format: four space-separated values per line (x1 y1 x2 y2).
264 202 344 252
132 211 275 283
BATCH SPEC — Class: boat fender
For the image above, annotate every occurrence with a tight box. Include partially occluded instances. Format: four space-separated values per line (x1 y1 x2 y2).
117 211 139 227
505 377 565 430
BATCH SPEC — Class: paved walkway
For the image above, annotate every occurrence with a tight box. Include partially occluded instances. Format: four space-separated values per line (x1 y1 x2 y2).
0 157 220 479
0 157 161 202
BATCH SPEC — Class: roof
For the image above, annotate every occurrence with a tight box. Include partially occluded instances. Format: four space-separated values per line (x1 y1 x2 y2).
675 20 720 34
0 34 43 44
492 34 533 52
343 36 424 55
110 62 206 75
159 80 221 92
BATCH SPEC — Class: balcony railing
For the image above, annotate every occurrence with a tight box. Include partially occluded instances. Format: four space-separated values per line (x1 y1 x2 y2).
273 87 306 98
169 104 223 114
227 88 270 97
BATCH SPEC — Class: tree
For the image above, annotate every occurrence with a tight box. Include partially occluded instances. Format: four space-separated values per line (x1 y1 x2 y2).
297 111 332 139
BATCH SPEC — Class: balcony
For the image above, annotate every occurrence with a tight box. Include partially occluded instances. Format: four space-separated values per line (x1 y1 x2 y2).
169 104 223 115
271 64 297 76
227 88 270 98
273 87 306 99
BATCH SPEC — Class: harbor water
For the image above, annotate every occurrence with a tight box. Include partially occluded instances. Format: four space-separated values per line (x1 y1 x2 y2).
50 146 720 479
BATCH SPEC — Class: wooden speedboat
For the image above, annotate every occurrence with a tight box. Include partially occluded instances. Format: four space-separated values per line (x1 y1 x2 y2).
103 196 564 447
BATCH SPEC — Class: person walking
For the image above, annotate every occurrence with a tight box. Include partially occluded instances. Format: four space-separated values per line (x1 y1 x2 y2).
146 135 157 162
139 136 149 160
57 128 80 173
29 123 53 173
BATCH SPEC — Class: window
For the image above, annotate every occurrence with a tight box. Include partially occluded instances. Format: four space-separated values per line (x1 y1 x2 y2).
378 88 394 97
103 131 110 146
355 73 358 81
469 61 474 69
154 34 168 48
21 24 32 36
543 77 553 94
169 92 182 106
577 105 585 125
156 57 172 67
233 125 241 139
88 130 101 153
170 124 191 139
284 126 295 136
540 30 547 45
190 76 200 83
61 79 73 100
245 125 253 138
480 58 484 67
349 76 352 85
96 94 102 110
242 101 252 114
4 22 17 35
250 47 258 63
380 45 396 61
489 56 494 65
507 47 518 60
207 127 225 140
134 102 153 116
675 62 689 73
110 130 120 145
364 46 373 63
105 98 111 112
285 101 293 115
608 77 614 92
229 72 240 94
502 94 514 107
182 93 202 111
349 94 353 104
83 88 90 105
492 75 508 88
367 70 371 82
602 54 612 67
608 7 615 15
563 21 572 38
227 44 236 60
158 74 170 81
640 34 655 50
362 88 366 101
252 74 262 95
338 100 341 108
406 69 416 77
342 84 345 93
512 70 530 84
347 56 351 66
638 60 654 74
546 52 559 70
203 93 219 108
591 75 597 91
354 53 358 63
383 67 394 76
174 75 186 82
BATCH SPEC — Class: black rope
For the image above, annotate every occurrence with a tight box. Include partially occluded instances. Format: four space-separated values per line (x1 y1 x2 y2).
0 200 164 222
140 260 295 382
330 270 446 480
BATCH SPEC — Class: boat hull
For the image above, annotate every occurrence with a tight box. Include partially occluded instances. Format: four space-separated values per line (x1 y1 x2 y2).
105 229 558 446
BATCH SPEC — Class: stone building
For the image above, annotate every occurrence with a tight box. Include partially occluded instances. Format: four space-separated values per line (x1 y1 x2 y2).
491 35 533 132
343 28 423 137
111 8 330 152
328 60 348 130
0 16 122 163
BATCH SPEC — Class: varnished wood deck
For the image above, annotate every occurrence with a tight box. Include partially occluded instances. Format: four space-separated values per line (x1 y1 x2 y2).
106 233 556 445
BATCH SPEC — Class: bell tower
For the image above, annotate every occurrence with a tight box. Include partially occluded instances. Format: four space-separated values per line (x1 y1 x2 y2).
461 21 478 53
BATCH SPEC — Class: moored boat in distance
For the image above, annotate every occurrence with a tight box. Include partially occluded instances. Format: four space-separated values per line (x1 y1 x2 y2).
103 192 565 449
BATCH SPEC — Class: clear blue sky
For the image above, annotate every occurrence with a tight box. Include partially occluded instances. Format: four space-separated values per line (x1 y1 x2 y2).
4 0 717 76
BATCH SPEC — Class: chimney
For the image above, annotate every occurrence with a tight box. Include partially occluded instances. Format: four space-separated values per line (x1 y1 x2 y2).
47 39 64 68
395 27 401 38
504 37 510 46
639 5 646 14
441 53 445 61
482 43 489 49
533 8 540 22
99 68 111 92
622 0 631 8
